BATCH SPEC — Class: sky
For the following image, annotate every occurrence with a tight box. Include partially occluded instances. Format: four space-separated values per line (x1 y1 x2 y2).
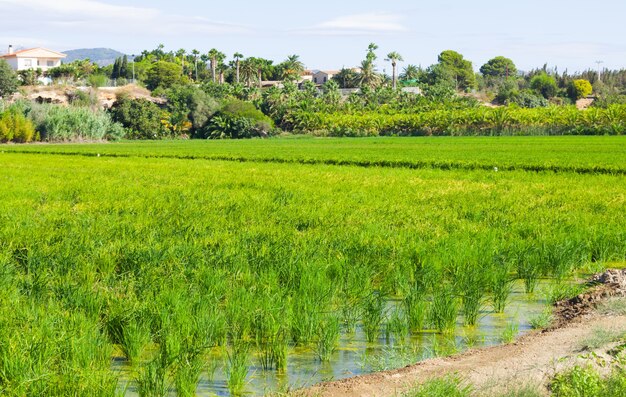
1 0 625 73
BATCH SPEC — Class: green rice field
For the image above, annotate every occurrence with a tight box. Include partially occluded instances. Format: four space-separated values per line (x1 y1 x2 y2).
0 136 625 396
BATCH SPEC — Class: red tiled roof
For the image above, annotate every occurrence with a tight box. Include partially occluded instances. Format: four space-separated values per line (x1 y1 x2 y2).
0 47 67 59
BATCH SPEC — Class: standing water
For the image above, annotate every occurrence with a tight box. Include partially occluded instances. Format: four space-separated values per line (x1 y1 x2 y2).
114 279 563 396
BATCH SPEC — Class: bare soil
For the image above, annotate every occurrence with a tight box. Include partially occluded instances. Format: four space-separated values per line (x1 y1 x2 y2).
303 270 626 397
11 84 164 109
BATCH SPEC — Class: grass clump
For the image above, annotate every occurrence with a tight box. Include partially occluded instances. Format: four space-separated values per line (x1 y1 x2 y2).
579 327 626 351
529 309 554 330
404 376 471 397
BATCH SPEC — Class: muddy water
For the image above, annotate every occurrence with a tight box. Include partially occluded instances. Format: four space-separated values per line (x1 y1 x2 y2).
117 280 555 396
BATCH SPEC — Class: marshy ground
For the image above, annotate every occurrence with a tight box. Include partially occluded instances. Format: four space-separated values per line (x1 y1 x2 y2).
305 269 626 397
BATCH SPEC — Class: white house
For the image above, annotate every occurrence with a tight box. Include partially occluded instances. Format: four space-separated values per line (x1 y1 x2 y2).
313 70 339 85
0 46 67 72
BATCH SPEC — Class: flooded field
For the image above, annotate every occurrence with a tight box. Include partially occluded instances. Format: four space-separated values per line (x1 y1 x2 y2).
116 280 559 396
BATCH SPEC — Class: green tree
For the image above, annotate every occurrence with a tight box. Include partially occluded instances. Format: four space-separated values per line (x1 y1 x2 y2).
480 56 517 78
233 52 243 84
385 51 404 89
357 43 381 89
145 61 186 91
0 60 19 98
530 72 558 99
278 55 305 82
208 49 225 83
567 79 593 100
332 68 359 89
400 64 420 82
120 55 129 79
437 50 476 91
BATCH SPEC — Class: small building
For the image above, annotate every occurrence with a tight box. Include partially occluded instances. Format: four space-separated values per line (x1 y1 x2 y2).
313 70 340 85
300 70 314 83
0 46 67 72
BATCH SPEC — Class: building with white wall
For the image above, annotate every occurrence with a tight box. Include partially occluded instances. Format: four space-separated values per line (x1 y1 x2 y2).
0 46 67 72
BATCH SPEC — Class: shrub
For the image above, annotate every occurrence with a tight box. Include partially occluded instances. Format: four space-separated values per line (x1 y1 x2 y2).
0 108 36 142
568 79 593 101
67 89 99 108
27 104 123 141
165 85 220 137
0 59 19 98
87 74 108 88
205 99 274 139
110 96 168 139
530 73 558 99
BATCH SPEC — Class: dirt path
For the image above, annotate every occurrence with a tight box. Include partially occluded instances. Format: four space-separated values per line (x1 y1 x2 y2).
305 271 626 397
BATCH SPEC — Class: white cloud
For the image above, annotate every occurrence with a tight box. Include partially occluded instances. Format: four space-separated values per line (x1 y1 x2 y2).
0 0 250 46
297 12 408 36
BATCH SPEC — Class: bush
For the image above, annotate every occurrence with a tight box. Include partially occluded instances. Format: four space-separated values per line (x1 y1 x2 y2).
0 59 19 98
27 104 123 141
205 99 274 139
0 108 36 142
568 79 593 101
530 73 558 99
87 74 108 88
165 85 220 137
110 96 168 139
67 89 99 108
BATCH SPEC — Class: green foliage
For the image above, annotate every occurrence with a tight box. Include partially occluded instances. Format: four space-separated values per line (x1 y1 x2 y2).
0 59 19 98
437 50 476 91
550 365 604 396
480 56 518 78
110 96 167 139
531 73 558 99
0 139 625 394
289 105 626 137
145 61 187 91
206 99 274 139
568 79 593 101
87 74 108 88
165 85 220 137
67 89 99 108
26 103 124 141
0 108 36 142
404 376 471 397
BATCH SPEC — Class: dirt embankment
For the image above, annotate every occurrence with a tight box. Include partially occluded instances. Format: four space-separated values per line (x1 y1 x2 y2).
10 84 164 109
304 269 626 397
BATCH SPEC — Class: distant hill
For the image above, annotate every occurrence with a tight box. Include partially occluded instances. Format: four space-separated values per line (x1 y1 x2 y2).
63 48 126 66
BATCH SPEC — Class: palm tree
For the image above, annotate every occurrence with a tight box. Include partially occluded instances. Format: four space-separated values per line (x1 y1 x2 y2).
385 52 404 89
192 49 200 81
233 52 243 84
279 54 305 82
400 64 420 81
208 49 225 83
357 60 380 89
240 58 257 87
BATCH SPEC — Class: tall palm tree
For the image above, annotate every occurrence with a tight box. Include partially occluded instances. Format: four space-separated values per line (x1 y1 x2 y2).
385 51 404 89
233 52 243 84
192 49 200 81
208 49 225 83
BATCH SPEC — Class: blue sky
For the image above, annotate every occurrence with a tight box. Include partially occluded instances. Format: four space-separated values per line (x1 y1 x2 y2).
1 0 625 73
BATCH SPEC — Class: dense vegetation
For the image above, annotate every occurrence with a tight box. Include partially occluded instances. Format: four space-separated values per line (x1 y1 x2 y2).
1 44 625 141
0 140 625 395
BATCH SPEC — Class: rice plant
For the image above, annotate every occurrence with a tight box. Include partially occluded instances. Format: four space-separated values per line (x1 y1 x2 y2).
315 314 340 362
429 284 459 334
